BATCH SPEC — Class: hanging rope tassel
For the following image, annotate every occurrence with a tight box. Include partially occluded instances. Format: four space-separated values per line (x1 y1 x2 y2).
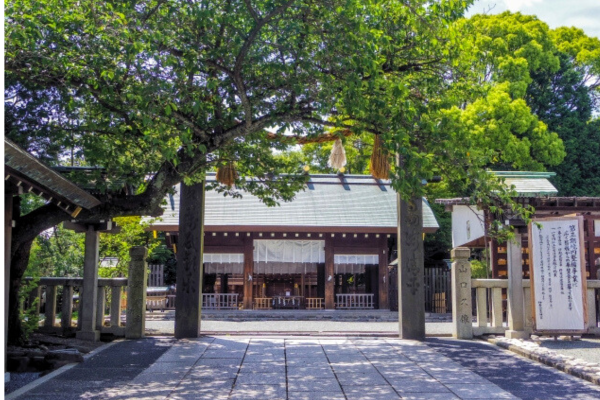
216 162 238 187
328 138 347 170
369 134 390 179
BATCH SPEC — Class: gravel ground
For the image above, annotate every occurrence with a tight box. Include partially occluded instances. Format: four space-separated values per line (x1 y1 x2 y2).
536 337 600 365
4 372 41 395
145 320 454 335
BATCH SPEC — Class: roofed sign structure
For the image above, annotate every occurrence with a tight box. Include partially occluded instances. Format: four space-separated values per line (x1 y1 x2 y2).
436 171 600 279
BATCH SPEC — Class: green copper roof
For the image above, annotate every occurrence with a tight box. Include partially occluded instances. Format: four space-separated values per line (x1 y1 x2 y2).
151 174 439 232
489 171 558 197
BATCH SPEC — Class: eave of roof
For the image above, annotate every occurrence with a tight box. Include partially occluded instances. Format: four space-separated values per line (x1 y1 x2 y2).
5 138 101 212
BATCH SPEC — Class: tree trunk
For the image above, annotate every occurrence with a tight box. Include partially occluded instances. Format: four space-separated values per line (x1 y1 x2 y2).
8 239 33 345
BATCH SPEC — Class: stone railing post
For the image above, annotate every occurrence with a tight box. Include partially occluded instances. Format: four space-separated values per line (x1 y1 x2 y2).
95 286 106 330
506 233 529 339
61 285 74 333
126 246 148 339
44 285 57 329
76 226 100 341
451 247 473 339
110 286 123 329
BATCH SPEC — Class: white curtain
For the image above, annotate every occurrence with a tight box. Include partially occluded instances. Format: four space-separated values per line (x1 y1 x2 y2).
254 240 325 263
203 253 244 274
334 254 379 274
253 240 324 275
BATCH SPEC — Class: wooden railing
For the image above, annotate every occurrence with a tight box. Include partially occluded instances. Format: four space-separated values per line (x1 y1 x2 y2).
336 294 374 309
254 298 272 309
26 277 128 337
166 295 176 309
202 293 239 310
146 296 168 312
306 298 324 309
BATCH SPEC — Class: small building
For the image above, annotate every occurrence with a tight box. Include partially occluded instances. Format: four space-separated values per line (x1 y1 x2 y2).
436 171 600 279
148 174 439 310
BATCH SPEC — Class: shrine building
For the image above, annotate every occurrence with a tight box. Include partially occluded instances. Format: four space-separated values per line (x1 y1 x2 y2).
148 174 439 310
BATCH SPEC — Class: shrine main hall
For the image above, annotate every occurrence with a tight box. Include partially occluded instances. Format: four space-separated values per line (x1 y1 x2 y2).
149 174 439 311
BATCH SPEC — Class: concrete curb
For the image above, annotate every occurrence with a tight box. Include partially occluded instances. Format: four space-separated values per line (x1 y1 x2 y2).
487 337 600 386
5 339 123 400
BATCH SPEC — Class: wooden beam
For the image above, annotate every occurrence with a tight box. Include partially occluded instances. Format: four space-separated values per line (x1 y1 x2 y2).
243 234 254 310
325 236 335 309
588 218 597 279
378 235 388 309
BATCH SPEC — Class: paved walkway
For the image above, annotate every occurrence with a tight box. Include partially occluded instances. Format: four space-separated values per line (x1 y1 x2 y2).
12 336 600 400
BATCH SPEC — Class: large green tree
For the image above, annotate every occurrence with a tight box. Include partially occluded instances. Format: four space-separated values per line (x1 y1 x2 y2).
6 0 477 342
5 2 569 341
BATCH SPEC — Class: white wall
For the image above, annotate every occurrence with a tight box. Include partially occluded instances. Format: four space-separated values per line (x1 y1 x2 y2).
452 205 485 248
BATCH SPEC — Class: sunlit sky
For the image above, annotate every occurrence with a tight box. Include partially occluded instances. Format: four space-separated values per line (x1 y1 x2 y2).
465 0 600 39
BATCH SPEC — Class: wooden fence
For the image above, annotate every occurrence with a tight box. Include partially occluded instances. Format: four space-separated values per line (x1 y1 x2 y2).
424 267 451 313
148 264 164 287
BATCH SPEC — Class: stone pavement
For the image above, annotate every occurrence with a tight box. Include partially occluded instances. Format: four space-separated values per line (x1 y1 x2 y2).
427 338 600 400
12 336 600 400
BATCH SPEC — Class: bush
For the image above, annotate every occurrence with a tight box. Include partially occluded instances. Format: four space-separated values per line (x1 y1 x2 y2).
470 259 490 279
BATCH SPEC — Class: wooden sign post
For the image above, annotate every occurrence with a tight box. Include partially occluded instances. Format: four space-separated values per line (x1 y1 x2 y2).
528 216 587 334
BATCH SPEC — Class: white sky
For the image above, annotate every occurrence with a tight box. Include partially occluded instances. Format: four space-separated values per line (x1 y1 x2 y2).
466 0 600 39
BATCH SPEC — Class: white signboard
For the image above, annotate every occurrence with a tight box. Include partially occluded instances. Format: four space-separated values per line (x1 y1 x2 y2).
529 216 587 332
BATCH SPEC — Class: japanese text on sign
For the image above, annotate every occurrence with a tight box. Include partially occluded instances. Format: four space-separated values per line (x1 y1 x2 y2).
530 218 585 331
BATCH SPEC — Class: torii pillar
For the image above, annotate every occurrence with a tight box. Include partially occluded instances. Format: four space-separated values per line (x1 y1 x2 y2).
397 194 426 340
175 181 205 338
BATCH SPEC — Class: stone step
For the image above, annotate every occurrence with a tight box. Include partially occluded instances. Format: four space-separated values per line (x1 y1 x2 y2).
144 310 452 322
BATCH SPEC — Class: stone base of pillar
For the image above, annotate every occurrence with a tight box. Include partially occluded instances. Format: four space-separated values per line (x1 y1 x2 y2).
76 330 100 342
505 330 529 339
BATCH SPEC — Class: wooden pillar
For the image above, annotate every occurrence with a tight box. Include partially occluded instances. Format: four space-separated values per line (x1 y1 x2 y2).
490 237 498 278
5 191 13 371
378 236 389 309
221 274 229 294
397 194 425 340
76 226 100 341
243 235 254 310
587 218 596 279
325 236 335 309
175 181 205 338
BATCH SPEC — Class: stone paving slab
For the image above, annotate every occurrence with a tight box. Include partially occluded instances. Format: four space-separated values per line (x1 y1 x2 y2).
12 335 600 399
426 338 600 400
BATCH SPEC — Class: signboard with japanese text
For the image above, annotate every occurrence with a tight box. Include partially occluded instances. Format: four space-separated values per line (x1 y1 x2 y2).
529 216 587 332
